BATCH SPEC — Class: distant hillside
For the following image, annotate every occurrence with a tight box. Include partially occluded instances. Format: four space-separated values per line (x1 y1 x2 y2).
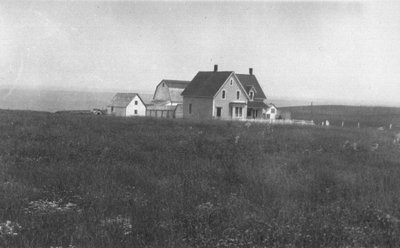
281 105 400 129
0 89 153 112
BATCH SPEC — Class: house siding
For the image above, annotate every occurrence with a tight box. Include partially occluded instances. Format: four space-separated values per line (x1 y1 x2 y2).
126 95 146 116
214 75 248 120
174 104 183 118
265 106 277 120
183 96 213 119
112 107 126 117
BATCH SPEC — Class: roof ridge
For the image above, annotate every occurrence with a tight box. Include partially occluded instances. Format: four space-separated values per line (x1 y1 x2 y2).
198 71 234 73
162 79 191 82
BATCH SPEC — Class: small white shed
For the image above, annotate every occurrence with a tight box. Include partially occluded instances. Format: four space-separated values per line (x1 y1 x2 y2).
265 104 278 120
108 93 148 117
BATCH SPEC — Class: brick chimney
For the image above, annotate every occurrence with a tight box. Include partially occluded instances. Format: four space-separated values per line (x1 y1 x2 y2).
249 68 253 75
214 64 218 72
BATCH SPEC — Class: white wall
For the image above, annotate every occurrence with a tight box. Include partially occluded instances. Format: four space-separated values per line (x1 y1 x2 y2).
126 95 146 116
213 74 248 120
265 106 277 120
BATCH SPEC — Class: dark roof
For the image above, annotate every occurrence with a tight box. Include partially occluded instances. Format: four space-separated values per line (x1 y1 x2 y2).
110 93 138 107
110 93 152 107
245 85 257 93
162 80 190 89
248 101 268 109
236 74 266 99
181 71 233 97
139 94 154 105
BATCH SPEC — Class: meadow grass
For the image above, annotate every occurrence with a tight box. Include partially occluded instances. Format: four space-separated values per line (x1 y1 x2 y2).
0 110 400 247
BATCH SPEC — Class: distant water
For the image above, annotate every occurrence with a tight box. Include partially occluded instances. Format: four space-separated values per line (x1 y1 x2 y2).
0 89 153 112
1 88 397 112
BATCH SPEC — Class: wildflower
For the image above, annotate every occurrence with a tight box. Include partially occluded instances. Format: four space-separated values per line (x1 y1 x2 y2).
24 199 80 215
0 220 22 237
370 143 379 152
197 202 214 211
101 215 132 236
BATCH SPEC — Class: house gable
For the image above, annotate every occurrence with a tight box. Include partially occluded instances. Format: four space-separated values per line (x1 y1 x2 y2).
236 74 266 100
214 73 249 101
213 74 249 119
126 95 146 116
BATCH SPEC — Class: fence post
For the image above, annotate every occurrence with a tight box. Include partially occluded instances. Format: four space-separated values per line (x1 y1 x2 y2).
358 122 360 128
390 123 392 130
342 121 344 127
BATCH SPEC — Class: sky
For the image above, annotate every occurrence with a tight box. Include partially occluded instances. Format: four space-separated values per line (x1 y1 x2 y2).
1 1 400 106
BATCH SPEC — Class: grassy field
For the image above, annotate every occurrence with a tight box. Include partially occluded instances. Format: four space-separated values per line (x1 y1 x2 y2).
1 110 400 247
280 105 400 129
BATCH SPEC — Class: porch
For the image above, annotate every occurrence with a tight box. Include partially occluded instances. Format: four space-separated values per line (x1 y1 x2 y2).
247 101 268 119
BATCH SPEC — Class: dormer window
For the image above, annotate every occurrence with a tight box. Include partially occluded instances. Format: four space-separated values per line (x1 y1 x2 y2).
249 91 254 100
236 91 240 100
222 90 226 99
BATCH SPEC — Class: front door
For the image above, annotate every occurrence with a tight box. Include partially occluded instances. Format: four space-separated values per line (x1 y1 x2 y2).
234 107 242 118
247 108 252 117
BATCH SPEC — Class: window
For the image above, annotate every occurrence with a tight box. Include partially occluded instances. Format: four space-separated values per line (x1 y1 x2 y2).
189 104 192 114
230 79 233 86
222 90 226 99
111 106 114 112
216 107 222 117
235 107 242 117
236 91 240 100
162 83 165 87
134 110 138 114
134 100 138 105
271 108 276 114
267 114 270 119
249 91 254 100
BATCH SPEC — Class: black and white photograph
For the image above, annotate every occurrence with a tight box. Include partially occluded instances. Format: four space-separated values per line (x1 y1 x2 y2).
1 0 400 247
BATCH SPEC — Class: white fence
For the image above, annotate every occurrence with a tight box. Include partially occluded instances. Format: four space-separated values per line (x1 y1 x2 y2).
239 118 315 126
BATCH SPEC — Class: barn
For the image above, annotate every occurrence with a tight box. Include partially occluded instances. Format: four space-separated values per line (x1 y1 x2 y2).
153 79 190 106
107 93 150 117
147 79 189 118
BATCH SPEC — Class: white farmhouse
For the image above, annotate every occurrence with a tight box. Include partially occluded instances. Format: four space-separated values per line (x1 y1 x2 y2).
107 93 149 117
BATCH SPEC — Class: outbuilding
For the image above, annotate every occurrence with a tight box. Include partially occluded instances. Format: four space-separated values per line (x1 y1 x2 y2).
107 93 149 117
148 79 189 118
265 104 278 120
